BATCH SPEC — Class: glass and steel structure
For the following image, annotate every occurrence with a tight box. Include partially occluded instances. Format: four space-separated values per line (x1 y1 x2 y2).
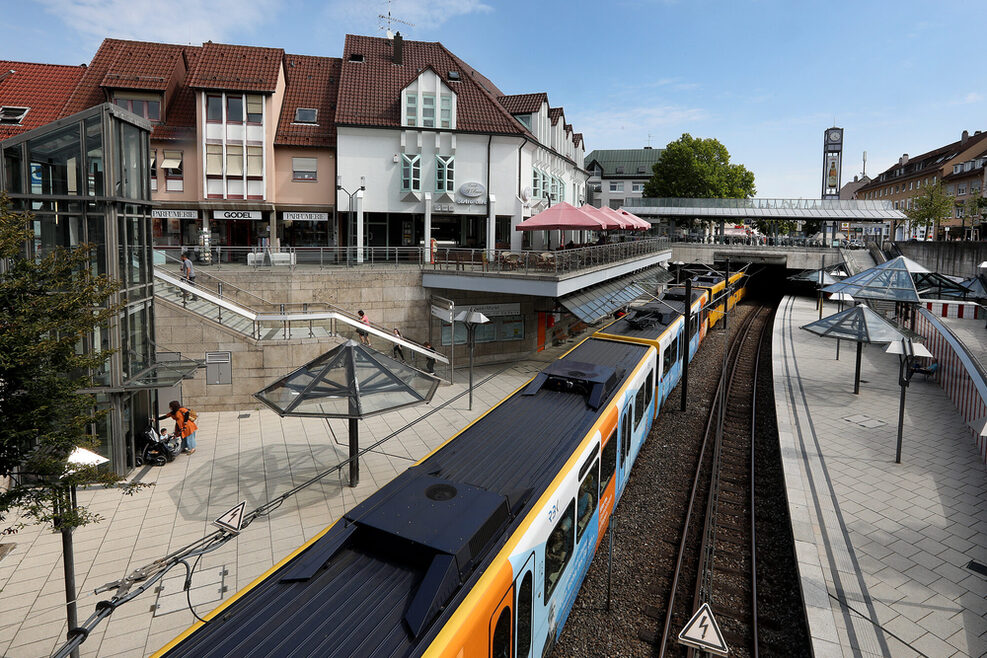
1 103 194 474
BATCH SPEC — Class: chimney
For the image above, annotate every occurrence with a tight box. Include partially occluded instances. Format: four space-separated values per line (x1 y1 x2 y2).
393 32 403 65
899 154 909 165
962 130 969 144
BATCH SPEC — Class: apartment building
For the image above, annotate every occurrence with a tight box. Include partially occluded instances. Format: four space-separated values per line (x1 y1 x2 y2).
583 147 662 209
855 130 987 240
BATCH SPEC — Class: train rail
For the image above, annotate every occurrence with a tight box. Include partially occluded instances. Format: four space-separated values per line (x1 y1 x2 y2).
656 303 773 658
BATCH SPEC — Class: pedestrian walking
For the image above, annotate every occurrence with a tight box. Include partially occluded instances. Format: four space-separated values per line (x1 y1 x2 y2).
392 328 405 362
180 252 198 301
158 400 198 454
423 341 436 374
357 310 371 346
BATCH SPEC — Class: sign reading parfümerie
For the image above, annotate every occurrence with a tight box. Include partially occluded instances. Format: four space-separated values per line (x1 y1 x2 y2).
152 209 198 219
283 212 329 222
213 210 263 220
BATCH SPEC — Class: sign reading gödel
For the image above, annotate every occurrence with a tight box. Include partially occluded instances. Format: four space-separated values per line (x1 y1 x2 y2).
456 182 486 205
213 210 263 220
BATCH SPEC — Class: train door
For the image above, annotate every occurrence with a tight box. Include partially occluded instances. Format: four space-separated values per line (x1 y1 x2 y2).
514 555 535 658
490 587 514 658
618 405 631 493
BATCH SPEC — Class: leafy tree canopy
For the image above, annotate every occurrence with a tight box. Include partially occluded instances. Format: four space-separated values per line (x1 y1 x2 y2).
904 183 952 231
644 133 756 199
0 193 138 533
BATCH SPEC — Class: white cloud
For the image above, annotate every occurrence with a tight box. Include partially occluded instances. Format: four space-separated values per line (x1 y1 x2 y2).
961 92 983 104
38 0 281 45
569 104 710 151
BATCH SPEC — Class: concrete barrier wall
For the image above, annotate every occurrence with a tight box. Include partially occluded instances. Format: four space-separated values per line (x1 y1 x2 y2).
896 241 987 278
914 308 987 464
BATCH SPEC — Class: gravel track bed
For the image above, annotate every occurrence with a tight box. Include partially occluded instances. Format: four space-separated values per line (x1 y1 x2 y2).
553 301 811 657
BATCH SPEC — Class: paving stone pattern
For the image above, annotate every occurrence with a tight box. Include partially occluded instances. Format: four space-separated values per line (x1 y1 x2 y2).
774 295 987 658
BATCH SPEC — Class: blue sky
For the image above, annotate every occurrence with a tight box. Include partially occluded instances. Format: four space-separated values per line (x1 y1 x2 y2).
6 0 986 198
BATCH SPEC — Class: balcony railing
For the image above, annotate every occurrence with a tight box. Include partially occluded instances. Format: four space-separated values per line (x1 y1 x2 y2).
153 237 670 276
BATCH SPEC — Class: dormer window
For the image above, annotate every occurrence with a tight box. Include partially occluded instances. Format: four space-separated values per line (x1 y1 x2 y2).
113 97 160 122
448 71 460 81
615 166 624 174
294 108 318 124
0 106 29 125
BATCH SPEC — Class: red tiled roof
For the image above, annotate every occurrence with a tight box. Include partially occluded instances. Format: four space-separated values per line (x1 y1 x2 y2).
276 54 340 148
62 39 200 142
0 61 86 139
336 35 524 135
497 93 546 115
100 41 184 91
548 107 564 125
187 42 283 93
859 130 987 191
573 132 583 148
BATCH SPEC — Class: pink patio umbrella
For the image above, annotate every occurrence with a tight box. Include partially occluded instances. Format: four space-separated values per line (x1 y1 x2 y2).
515 201 608 231
578 204 623 230
597 205 637 230
618 209 652 231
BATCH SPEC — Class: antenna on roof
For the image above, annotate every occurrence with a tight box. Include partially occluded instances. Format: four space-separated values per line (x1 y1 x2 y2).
379 0 415 39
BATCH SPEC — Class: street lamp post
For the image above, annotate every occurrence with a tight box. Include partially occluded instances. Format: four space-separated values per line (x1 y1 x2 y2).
455 308 490 410
336 175 365 266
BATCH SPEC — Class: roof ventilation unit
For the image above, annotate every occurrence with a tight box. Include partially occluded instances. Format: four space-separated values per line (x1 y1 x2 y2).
522 360 619 410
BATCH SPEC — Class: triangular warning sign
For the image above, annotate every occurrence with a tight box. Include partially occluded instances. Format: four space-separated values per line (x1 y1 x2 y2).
213 501 246 534
678 601 728 655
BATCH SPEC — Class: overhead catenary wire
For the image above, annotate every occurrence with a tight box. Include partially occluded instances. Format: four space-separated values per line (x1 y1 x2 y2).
50 362 515 658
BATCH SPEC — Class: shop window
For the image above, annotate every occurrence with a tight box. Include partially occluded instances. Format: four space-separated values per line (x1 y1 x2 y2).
292 157 317 181
247 146 263 178
545 499 574 600
162 150 183 192
435 155 454 192
294 107 317 124
422 93 435 128
226 95 243 123
150 151 157 192
246 95 263 123
206 95 223 122
0 106 29 125
401 154 421 191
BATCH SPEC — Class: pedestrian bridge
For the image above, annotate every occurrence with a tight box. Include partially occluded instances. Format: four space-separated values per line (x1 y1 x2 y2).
670 242 850 269
624 197 905 222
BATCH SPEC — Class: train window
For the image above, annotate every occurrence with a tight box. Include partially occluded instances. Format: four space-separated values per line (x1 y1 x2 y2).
662 341 673 377
576 459 599 542
634 385 646 429
545 500 574 600
492 605 512 658
517 572 532 658
621 410 630 460
645 371 653 413
601 430 617 492
690 314 699 338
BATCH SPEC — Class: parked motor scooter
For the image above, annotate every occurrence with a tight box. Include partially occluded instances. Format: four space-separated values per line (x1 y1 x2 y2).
136 419 182 466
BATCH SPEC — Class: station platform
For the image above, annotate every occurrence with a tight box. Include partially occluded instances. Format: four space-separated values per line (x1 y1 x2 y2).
774 295 987 657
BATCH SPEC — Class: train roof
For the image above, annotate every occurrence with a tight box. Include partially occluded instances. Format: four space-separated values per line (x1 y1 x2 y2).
160 337 649 658
601 289 702 341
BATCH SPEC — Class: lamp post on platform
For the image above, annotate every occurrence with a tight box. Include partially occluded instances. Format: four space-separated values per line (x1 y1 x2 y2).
456 308 490 410
336 175 365 265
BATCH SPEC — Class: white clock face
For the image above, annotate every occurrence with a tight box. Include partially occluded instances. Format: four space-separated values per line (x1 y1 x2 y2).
828 130 842 142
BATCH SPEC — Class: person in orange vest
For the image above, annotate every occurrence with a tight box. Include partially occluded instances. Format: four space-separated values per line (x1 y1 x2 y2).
158 400 198 454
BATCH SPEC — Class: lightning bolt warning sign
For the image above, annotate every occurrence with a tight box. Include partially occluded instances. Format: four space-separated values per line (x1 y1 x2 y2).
678 602 729 655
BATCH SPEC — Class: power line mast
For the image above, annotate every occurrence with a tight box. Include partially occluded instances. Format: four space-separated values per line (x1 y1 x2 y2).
379 0 415 38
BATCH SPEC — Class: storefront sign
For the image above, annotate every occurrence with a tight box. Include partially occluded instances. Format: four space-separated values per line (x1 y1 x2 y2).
213 210 263 220
456 181 487 205
283 212 329 222
152 209 198 219
464 303 519 317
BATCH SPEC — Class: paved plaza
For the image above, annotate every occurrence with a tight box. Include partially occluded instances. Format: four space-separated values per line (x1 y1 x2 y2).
775 295 987 657
0 349 560 658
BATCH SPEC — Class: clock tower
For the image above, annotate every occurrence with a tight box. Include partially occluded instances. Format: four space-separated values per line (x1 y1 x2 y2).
822 127 844 199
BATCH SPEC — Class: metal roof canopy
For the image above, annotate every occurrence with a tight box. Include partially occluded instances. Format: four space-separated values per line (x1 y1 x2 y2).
560 274 646 323
623 197 906 221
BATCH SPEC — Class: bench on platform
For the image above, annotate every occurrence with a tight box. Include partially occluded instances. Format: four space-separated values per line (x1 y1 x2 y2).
247 252 295 266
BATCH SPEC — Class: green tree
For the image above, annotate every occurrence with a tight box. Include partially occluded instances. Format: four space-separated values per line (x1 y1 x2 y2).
644 133 756 198
903 183 952 240
963 193 987 239
0 193 135 535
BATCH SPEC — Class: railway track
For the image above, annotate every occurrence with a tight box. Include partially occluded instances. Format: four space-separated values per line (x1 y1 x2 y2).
656 304 773 658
